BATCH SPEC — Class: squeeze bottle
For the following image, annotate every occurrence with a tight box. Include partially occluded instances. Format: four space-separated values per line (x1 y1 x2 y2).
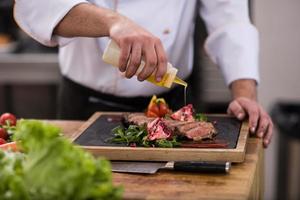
102 40 187 88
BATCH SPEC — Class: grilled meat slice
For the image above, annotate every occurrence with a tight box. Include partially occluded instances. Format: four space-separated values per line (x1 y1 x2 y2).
124 113 217 141
169 121 200 132
163 120 190 130
147 118 172 141
170 104 195 122
183 121 216 141
124 113 154 126
173 121 216 141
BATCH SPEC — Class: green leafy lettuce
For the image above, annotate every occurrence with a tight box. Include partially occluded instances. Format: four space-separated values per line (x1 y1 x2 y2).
0 120 122 200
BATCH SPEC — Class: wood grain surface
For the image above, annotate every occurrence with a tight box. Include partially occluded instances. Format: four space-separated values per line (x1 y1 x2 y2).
71 112 249 163
51 120 264 200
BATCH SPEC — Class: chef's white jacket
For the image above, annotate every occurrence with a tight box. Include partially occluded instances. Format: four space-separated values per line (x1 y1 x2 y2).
14 0 259 97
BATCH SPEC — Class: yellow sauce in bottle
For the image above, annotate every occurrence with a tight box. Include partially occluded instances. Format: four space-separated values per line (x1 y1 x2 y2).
103 40 181 88
102 40 189 105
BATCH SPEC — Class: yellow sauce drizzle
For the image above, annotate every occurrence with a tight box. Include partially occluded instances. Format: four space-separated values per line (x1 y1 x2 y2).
173 76 188 105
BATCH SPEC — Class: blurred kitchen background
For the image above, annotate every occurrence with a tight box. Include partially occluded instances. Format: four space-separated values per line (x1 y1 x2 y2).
0 0 300 199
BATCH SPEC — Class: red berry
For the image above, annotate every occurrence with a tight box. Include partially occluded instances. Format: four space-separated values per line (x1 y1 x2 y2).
0 128 8 140
0 138 6 145
0 113 17 126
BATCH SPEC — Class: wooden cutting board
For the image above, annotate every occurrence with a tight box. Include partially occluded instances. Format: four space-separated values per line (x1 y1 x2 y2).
71 112 249 163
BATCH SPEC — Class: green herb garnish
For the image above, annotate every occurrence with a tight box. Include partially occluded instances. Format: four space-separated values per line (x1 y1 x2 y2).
195 113 208 122
110 125 180 148
153 137 181 148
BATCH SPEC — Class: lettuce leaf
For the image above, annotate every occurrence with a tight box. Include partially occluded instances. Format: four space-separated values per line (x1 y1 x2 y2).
0 151 29 200
0 120 122 200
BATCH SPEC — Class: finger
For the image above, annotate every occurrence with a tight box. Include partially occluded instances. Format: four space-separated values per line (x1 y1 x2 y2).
227 100 246 120
239 100 259 134
125 43 142 78
263 120 273 148
256 112 269 138
137 43 157 81
118 39 132 72
154 40 167 82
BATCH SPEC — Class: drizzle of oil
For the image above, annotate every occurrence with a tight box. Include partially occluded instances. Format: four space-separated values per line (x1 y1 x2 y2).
184 85 187 105
173 76 188 106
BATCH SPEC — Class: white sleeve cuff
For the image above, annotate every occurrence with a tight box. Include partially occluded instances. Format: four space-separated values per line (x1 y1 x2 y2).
52 35 76 47
204 22 260 85
14 0 88 47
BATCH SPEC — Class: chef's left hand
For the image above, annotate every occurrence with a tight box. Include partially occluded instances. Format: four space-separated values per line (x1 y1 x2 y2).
227 79 273 148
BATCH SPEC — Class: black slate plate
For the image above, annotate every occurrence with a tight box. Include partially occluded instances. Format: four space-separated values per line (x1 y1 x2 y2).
74 115 242 149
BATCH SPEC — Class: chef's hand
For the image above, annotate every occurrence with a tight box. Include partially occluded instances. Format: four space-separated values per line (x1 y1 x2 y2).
227 79 273 148
109 16 167 82
53 3 167 82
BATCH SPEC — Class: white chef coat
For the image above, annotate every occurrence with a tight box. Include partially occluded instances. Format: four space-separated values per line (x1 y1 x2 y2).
14 0 259 97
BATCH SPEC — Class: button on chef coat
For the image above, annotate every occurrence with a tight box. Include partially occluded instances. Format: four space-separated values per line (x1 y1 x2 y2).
14 0 259 97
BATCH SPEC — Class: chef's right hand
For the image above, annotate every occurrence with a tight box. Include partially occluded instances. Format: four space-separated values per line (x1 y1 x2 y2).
109 16 167 82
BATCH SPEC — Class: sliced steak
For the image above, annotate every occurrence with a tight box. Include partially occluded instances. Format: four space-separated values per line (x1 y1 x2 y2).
147 118 172 141
124 113 154 126
170 104 195 122
175 121 202 133
124 113 216 141
164 120 216 140
164 120 189 130
183 122 216 141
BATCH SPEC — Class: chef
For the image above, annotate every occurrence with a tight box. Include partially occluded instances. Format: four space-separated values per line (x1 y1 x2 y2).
13 0 273 147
